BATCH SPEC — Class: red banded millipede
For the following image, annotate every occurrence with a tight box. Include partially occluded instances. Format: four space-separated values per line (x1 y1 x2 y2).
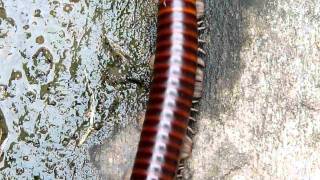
131 0 204 179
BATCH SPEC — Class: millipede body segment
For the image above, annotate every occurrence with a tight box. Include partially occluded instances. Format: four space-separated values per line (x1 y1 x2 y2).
131 0 198 179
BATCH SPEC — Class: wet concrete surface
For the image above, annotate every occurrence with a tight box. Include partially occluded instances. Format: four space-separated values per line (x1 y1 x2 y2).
0 0 155 179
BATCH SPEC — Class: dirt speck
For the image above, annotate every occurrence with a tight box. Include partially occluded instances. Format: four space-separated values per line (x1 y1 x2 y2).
36 35 44 44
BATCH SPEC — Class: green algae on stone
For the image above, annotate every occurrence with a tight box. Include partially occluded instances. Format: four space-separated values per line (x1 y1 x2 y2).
63 4 73 13
0 109 7 148
0 5 15 27
8 71 22 86
23 47 53 84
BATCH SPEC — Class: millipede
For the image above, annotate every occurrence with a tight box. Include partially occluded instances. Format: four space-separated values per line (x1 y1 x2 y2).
131 0 205 179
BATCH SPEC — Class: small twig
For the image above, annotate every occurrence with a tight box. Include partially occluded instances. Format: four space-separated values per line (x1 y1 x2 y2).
77 71 96 146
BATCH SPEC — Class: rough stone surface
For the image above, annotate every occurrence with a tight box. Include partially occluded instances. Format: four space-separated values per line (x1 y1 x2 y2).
89 123 141 179
187 0 320 179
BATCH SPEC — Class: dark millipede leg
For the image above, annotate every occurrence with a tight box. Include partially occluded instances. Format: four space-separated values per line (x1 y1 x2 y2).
198 47 207 55
198 20 204 26
176 0 206 179
198 39 206 44
196 67 204 83
180 136 193 160
148 54 155 70
197 57 205 68
189 116 196 122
